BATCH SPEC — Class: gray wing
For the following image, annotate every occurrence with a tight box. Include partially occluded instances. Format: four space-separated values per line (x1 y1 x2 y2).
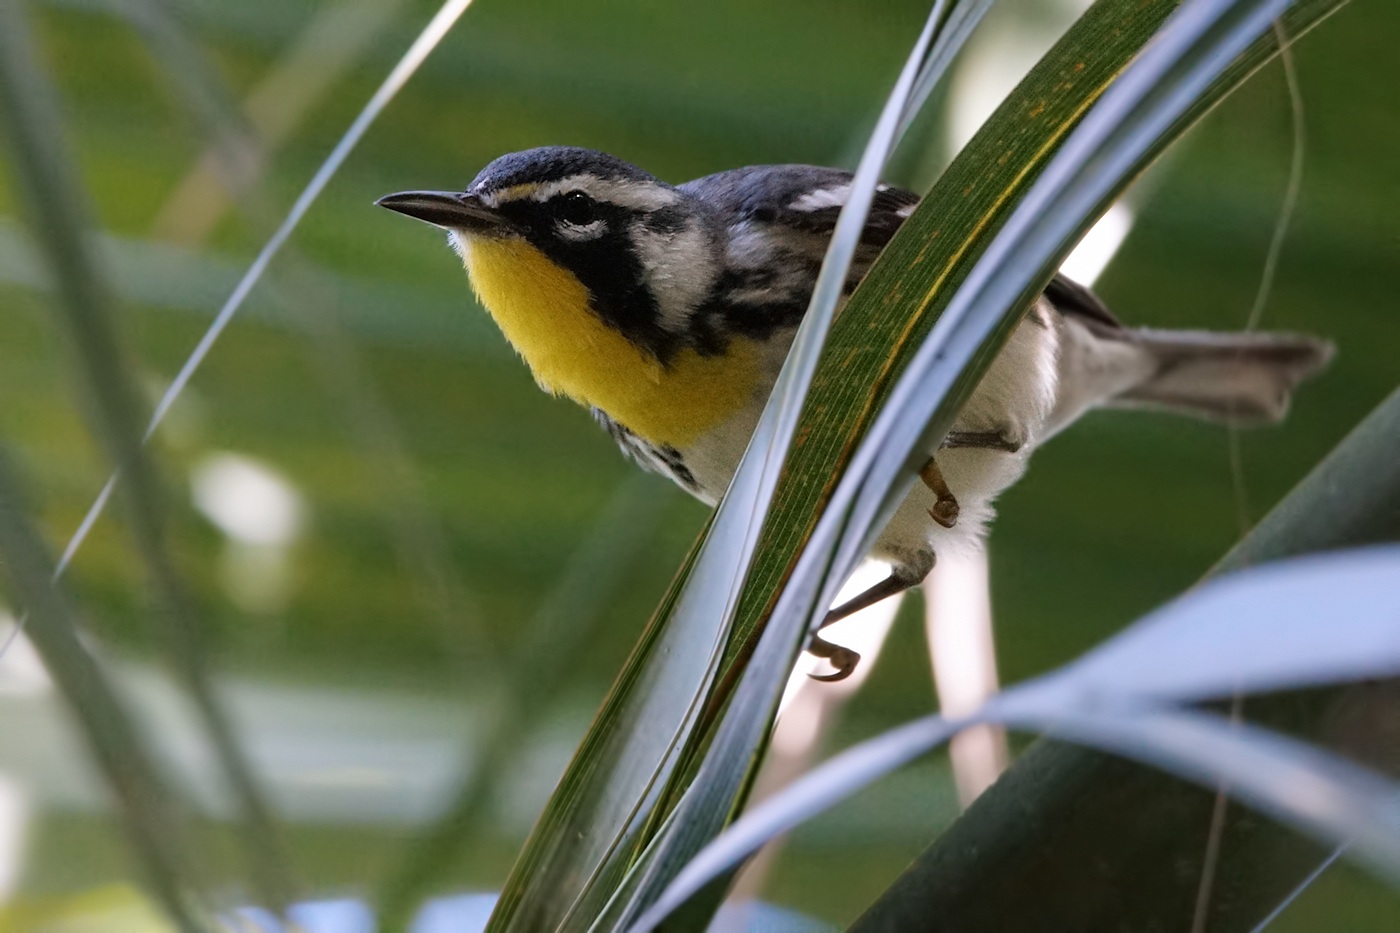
680 165 921 343
681 165 1120 339
681 164 918 254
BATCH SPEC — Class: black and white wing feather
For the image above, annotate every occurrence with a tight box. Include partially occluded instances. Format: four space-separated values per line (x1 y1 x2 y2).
680 165 921 344
682 164 1120 340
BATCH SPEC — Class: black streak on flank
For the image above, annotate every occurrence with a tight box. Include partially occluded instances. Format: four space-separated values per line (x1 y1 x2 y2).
591 409 701 494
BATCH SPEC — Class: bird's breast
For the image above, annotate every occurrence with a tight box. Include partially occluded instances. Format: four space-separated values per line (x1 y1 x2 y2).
460 234 763 448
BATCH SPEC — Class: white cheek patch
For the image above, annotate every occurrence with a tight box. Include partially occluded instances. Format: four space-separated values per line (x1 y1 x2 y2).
789 184 851 212
631 217 717 333
557 219 608 242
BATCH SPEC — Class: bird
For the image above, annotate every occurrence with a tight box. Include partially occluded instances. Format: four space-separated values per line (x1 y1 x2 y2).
377 146 1332 681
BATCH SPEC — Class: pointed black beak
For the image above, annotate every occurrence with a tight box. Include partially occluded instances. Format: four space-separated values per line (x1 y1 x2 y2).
375 190 517 234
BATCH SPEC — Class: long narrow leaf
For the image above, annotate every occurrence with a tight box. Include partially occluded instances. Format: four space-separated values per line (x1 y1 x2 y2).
714 0 1342 707
898 0 996 138
1012 708 1400 886
629 0 1000 881
1037 548 1400 703
487 4 963 928
667 0 1230 901
855 387 1394 933
828 0 1303 619
713 0 1174 686
629 0 1338 924
633 546 1400 925
640 706 1400 927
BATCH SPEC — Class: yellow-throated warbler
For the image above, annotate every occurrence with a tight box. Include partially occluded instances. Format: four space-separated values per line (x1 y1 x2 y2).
378 146 1331 680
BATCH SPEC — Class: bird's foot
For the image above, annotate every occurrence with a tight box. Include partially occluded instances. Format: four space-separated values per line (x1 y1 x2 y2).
920 457 960 529
806 633 860 683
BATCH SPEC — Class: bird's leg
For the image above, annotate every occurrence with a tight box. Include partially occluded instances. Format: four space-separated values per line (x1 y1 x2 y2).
804 432 1022 683
923 430 1024 529
820 570 921 630
920 457 959 529
807 562 930 683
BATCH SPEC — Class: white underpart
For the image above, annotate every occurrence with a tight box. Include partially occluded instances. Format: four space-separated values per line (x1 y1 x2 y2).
872 303 1060 567
789 184 852 212
678 304 1062 564
631 217 718 334
676 323 799 507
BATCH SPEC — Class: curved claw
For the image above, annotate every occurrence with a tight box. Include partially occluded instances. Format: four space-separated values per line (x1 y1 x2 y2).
806 634 861 683
927 496 959 529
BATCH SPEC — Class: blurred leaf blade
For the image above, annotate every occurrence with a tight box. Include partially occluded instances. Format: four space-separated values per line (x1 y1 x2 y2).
0 447 209 930
485 515 712 930
0 0 294 911
52 0 478 576
117 0 499 678
2 0 487 916
375 474 673 929
1044 548 1400 703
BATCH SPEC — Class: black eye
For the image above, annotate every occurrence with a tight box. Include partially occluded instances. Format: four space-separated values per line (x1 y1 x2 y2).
557 191 597 225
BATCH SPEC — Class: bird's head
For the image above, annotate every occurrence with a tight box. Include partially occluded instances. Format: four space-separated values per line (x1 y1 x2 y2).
377 147 758 449
377 147 722 364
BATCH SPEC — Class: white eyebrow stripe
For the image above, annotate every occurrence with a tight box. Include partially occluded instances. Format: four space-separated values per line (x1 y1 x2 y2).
789 184 851 212
525 175 681 211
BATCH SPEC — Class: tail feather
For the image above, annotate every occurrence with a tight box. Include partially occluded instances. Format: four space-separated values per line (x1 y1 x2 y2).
1109 329 1334 424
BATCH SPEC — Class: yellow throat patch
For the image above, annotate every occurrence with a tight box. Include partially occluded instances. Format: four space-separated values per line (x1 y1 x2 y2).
460 234 761 448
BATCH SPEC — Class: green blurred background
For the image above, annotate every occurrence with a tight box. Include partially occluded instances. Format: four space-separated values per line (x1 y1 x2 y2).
0 0 1395 927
